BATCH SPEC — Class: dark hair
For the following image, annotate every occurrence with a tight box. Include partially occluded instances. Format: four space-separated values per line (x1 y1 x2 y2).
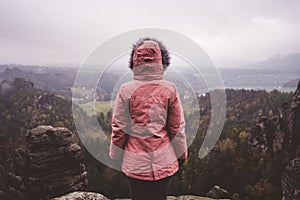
129 37 171 70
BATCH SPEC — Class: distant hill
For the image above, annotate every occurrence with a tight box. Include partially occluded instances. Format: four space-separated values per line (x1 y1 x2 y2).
0 65 76 98
282 78 300 88
1 60 299 96
0 64 125 100
241 53 300 72
225 53 300 90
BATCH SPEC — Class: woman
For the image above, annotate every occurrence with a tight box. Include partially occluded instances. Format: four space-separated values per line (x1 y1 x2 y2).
109 38 187 200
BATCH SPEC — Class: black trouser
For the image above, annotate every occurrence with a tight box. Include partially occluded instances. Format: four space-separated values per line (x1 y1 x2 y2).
127 176 172 200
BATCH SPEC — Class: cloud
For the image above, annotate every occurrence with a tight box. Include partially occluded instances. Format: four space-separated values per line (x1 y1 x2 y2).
0 0 299 67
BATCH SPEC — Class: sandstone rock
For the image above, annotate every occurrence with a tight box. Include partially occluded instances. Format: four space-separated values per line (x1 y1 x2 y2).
289 80 300 157
26 125 88 199
206 185 231 199
166 196 177 200
1 125 87 199
176 195 220 200
0 147 27 199
38 92 56 109
281 81 300 200
248 116 277 154
53 193 228 200
0 164 8 199
0 77 33 95
52 191 109 200
281 152 300 200
248 81 300 156
113 199 131 200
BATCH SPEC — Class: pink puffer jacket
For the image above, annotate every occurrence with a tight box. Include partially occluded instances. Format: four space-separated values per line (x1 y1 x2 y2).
109 41 187 181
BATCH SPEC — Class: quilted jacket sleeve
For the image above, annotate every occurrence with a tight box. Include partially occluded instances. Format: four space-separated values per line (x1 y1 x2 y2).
109 87 129 160
167 89 188 160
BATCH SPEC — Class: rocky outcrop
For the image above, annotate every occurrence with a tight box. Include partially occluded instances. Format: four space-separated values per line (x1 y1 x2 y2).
248 81 300 156
281 81 300 200
38 92 56 109
171 196 229 200
0 144 7 199
248 116 276 154
0 147 30 199
0 77 34 95
52 191 109 200
245 80 300 199
289 81 300 158
52 192 229 200
1 125 87 199
281 149 300 200
26 125 88 199
206 185 231 199
0 164 8 199
0 142 28 199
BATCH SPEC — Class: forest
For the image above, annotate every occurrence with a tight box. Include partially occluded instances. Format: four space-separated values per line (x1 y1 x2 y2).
0 76 298 200
79 88 295 200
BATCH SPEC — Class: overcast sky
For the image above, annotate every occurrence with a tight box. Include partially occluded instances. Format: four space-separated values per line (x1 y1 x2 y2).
0 0 300 67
